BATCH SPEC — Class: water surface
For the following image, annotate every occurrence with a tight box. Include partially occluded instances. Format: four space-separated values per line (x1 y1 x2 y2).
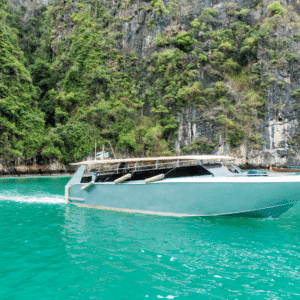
1 176 300 299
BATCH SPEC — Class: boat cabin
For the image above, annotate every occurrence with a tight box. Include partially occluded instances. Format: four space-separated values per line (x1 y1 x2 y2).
70 155 243 184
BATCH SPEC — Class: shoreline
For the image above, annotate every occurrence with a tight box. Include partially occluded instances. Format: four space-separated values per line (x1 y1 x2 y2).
0 163 77 178
0 173 74 179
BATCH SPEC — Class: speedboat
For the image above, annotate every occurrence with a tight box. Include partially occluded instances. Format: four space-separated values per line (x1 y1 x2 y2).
65 155 300 218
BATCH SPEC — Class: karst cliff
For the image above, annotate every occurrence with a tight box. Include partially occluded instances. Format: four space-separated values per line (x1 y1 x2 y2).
1 0 300 174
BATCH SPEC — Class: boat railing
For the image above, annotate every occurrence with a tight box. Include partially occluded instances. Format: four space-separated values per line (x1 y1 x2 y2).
91 159 202 175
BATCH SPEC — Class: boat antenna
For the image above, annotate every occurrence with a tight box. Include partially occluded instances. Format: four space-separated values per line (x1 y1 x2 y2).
108 140 117 159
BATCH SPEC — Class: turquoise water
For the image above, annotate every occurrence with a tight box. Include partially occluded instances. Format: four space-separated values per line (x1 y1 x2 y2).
1 177 300 299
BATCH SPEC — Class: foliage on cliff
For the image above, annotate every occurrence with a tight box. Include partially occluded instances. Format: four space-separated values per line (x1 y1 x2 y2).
1 0 300 163
0 4 45 161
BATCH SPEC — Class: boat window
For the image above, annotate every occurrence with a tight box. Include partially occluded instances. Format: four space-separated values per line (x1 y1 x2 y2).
81 176 92 183
231 164 244 173
223 164 240 173
203 164 234 177
90 159 203 176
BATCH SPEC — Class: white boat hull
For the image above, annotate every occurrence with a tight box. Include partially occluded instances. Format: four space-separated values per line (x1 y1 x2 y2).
66 172 300 218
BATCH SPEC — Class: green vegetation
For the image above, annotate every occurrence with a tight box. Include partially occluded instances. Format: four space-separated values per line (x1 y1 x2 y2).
0 5 45 160
151 0 169 15
155 31 192 52
0 0 298 163
146 18 156 30
277 81 285 89
155 33 170 46
286 52 298 61
267 1 286 16
190 137 215 153
176 32 192 51
292 89 300 97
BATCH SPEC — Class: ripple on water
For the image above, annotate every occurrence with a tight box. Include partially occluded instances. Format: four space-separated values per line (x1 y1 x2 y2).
0 178 300 299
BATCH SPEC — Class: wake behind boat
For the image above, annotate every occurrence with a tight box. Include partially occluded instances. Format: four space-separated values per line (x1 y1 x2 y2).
65 155 300 218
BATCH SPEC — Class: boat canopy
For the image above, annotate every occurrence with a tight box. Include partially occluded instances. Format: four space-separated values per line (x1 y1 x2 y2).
70 155 235 166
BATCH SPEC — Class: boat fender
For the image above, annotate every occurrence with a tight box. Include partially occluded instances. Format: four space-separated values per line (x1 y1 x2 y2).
65 185 70 204
92 172 97 182
114 173 132 184
145 174 165 183
81 181 95 191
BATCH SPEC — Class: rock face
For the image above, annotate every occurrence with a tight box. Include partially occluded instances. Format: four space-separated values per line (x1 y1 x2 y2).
6 0 300 168
8 0 53 22
176 105 300 168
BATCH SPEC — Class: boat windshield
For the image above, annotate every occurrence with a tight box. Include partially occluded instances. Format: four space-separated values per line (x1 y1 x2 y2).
231 164 244 173
223 164 244 174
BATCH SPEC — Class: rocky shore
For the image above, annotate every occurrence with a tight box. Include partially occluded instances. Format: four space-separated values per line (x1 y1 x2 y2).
0 161 77 177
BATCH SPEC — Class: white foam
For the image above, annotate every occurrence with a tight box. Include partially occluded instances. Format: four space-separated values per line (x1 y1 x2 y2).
0 194 64 204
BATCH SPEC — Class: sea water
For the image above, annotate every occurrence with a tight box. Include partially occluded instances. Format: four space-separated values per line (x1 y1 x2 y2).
1 176 300 300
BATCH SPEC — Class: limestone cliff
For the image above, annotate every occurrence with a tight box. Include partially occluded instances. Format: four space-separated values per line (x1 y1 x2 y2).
4 0 300 168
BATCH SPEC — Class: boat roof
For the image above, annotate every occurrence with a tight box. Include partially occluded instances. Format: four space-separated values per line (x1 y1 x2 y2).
70 155 235 166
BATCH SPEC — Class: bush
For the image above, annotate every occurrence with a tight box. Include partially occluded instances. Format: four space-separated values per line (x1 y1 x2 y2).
118 131 136 151
267 77 277 85
176 32 192 51
176 82 203 105
267 1 286 16
151 0 169 15
190 137 215 154
227 126 244 147
286 52 298 61
223 58 241 74
183 146 190 154
210 50 225 64
199 53 207 62
294 33 300 41
226 9 236 17
200 8 219 22
218 41 232 52
155 33 170 47
292 89 300 97
268 49 277 59
277 81 285 89
191 18 200 28
236 8 248 20
146 18 156 29
250 134 260 143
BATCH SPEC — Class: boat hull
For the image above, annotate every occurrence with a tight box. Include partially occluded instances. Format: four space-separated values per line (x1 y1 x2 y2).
67 177 300 218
